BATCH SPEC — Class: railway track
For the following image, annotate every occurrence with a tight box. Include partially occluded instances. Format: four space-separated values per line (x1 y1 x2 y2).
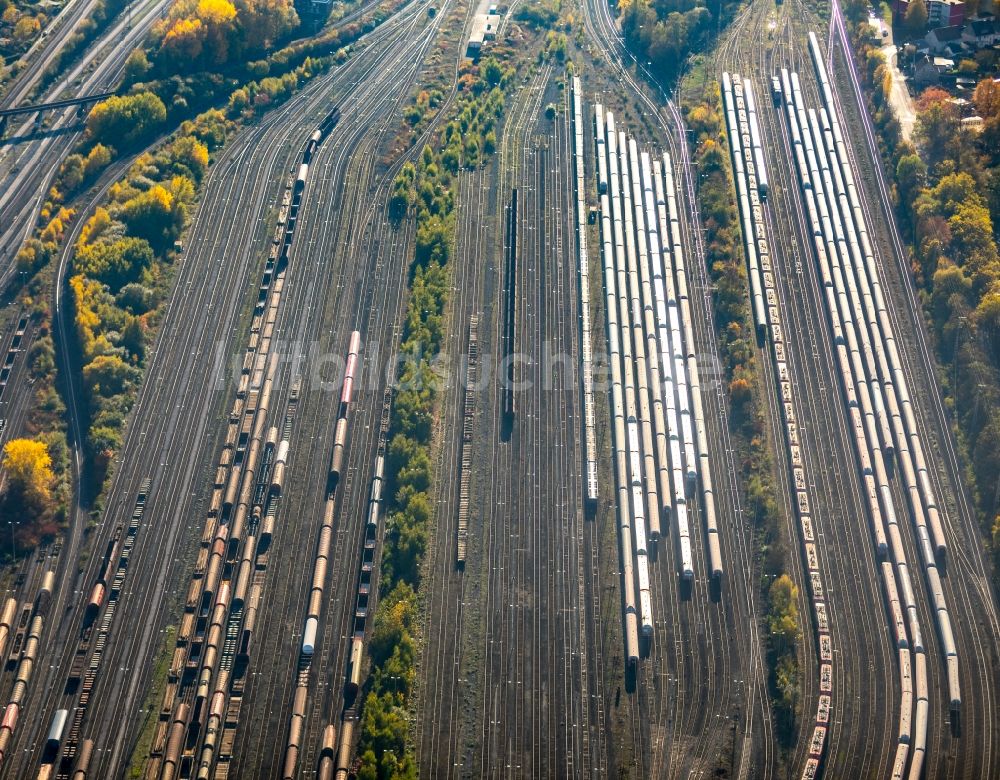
717 3 901 775
0 3 448 774
0 0 176 286
715 0 999 775
1 1 991 777
223 6 465 777
410 163 500 775
578 1 776 776
413 54 549 775
824 3 999 774
0 310 37 474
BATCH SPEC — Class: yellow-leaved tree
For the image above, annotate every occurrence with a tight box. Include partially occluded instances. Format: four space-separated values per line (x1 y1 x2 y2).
768 574 801 650
2 439 55 506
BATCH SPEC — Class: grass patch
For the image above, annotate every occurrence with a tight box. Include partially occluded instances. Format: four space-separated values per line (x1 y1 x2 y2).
126 623 176 779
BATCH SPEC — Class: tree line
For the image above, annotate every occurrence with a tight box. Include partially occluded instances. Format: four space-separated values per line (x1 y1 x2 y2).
9 0 411 524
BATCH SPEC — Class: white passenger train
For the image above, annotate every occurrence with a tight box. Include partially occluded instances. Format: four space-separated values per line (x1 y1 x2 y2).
765 30 959 779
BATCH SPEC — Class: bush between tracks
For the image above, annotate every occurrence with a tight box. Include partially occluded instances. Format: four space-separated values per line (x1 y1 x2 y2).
355 54 516 780
684 83 799 744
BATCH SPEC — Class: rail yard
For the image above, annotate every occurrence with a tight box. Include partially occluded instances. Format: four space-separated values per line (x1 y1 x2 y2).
0 0 996 777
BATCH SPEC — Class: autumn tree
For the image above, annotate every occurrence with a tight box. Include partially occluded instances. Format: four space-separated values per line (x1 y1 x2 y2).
368 582 416 667
75 236 155 291
122 48 151 85
949 202 1000 291
13 15 40 42
15 239 52 276
83 354 144 397
160 16 207 62
121 185 185 252
236 0 298 51
166 135 209 182
84 144 113 178
153 0 298 71
59 154 87 193
904 0 928 32
87 92 167 147
915 88 961 170
973 78 1000 120
974 78 1000 166
768 574 801 652
896 151 928 224
70 274 115 359
117 283 156 314
2 439 55 509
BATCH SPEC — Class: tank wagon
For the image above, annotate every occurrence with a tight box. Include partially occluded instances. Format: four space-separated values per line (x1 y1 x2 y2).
71 738 94 779
328 330 362 489
0 570 56 764
334 716 355 780
303 331 362 658
316 388 391 780
0 598 17 659
281 331 363 779
294 164 309 194
295 108 340 185
317 724 337 780
148 105 343 780
84 525 124 626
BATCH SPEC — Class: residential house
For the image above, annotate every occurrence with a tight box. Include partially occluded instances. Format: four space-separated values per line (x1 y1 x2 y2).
914 54 954 86
925 25 966 53
963 18 1000 47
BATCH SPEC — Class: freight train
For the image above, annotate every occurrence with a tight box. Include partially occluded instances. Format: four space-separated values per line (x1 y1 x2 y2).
155 103 341 780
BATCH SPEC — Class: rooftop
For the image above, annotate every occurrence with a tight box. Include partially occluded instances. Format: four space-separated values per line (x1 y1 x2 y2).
968 19 999 35
929 25 964 42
